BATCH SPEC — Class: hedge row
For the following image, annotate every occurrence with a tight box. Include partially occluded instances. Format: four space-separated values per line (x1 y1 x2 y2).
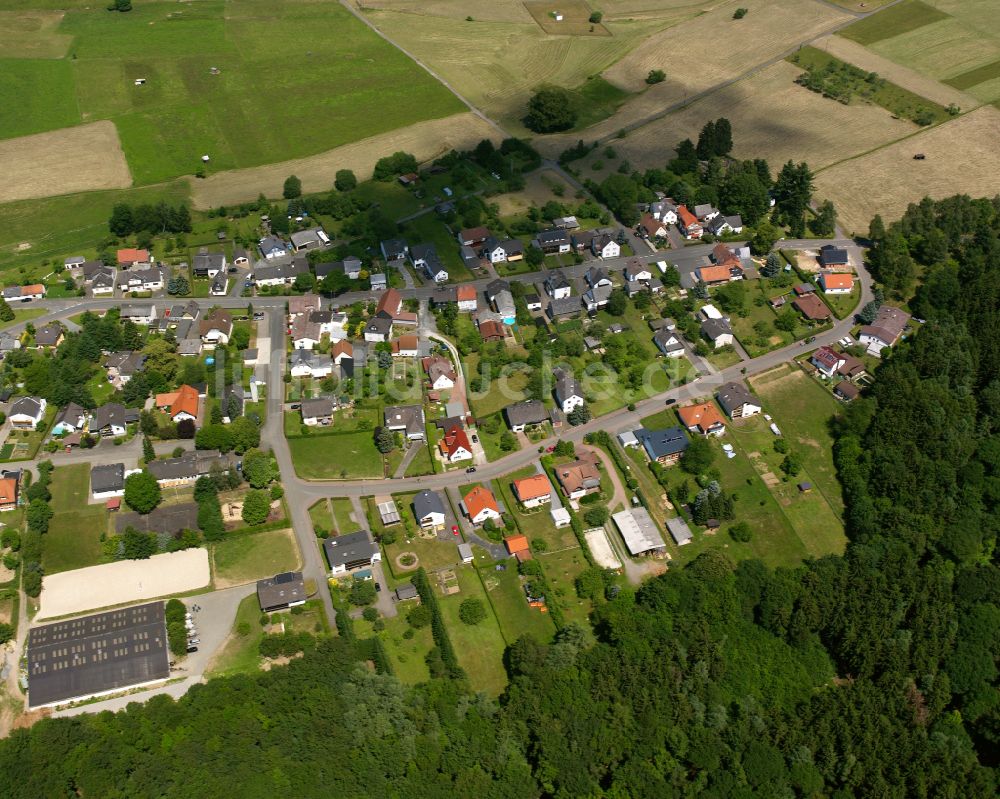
412 568 466 680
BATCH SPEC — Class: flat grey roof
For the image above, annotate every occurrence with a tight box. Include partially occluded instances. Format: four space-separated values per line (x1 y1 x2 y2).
612 508 667 555
28 601 169 708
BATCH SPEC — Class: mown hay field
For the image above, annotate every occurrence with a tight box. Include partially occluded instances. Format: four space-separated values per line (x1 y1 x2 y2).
590 61 915 174
814 106 1000 234
0 121 132 204
190 112 498 209
0 10 72 58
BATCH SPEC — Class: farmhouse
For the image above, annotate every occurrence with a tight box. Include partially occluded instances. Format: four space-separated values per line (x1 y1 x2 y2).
716 381 762 418
677 402 727 436
323 531 380 575
461 486 501 526
513 474 552 508
256 571 306 612
636 426 690 466
818 272 854 294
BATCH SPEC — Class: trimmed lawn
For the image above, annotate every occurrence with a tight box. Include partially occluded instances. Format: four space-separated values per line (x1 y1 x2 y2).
383 533 460 580
438 565 509 695
478 413 522 462
822 285 862 320
539 547 593 634
205 594 263 678
0 308 45 330
705 347 743 370
494 466 576 551
403 443 434 477
331 498 360 534
356 612 433 685
212 529 300 585
283 599 328 634
49 464 92 514
42 508 108 574
478 564 556 645
288 431 384 479
308 500 335 535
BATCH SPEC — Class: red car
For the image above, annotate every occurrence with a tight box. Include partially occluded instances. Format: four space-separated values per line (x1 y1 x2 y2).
546 445 556 453
451 525 459 536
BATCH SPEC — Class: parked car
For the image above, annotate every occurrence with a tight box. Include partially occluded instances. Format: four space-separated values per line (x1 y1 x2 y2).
471 434 479 443
465 466 476 473
186 645 199 653
451 525 459 536
665 398 676 405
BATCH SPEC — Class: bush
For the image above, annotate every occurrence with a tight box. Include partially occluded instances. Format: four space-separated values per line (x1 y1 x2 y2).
167 621 188 656
362 607 379 623
584 506 609 527
349 580 377 606
458 598 487 625
729 522 753 542
241 489 271 526
646 69 666 85
165 598 187 624
524 86 578 133
124 471 161 514
407 604 432 628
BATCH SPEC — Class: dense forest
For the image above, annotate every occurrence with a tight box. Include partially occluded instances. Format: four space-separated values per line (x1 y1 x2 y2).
2 196 999 797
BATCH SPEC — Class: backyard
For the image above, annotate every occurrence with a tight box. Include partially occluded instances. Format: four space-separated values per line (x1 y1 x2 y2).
205 594 264 678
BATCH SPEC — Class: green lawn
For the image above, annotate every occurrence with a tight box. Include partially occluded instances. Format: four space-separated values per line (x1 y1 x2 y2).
205 594 263 678
356 612 433 685
539 547 593 633
398 214 474 284
438 566 509 695
477 413 523 462
0 308 44 330
821 285 862 320
212 529 300 585
288 430 384 479
839 0 949 46
570 76 632 131
42 508 108 574
330 498 360 534
479 564 556 646
0 58 79 139
308 500 335 535
403 443 434 477
48 464 91 514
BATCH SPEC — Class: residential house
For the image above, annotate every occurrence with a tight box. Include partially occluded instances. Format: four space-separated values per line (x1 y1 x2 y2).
624 258 652 283
585 266 612 289
384 405 425 440
701 317 734 348
123 267 164 293
376 287 403 319
639 214 667 239
90 464 125 501
64 255 86 270
0 333 19 357
52 402 87 436
258 236 288 260
698 263 742 285
794 283 816 296
706 214 744 236
571 229 596 252
653 329 686 358
546 295 582 319
90 268 116 295
253 257 309 286
819 245 849 268
677 402 726 436
105 351 144 386
513 474 551 508
811 346 847 378
504 399 548 432
370 271 388 291
233 248 250 267
391 334 419 358
693 204 720 222
457 227 491 248
2 284 45 303
462 486 501 525
155 384 200 422
818 271 854 294
553 368 585 414
553 215 580 230
256 572 307 612
331 340 354 366
90 402 128 437
121 303 156 325
490 289 516 321
834 381 861 401
583 283 612 312
677 205 703 239
555 457 601 499
544 271 572 299
716 381 762 418
524 293 542 311
456 284 478 312
146 449 232 487
536 229 571 254
210 273 228 296
412 490 446 530
483 237 524 264
33 322 64 349
478 319 507 343
837 353 866 381
199 309 233 348
793 294 832 322
504 534 532 562
9 397 46 429
0 471 18 512
288 293 322 318
411 243 448 283
649 200 678 224
290 227 329 252
859 306 910 355
116 248 150 268
364 316 393 343
300 397 334 426
315 256 362 281
439 425 473 463
323 531 381 575
636 426 690 466
422 356 456 390
592 233 621 259
289 349 333 379
460 245 484 272
192 251 226 278
290 316 322 350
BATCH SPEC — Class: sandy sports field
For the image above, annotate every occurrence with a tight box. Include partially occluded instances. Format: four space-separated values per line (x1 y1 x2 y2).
585 61 915 173
814 105 1000 234
191 112 498 209
0 121 132 204
37 548 211 620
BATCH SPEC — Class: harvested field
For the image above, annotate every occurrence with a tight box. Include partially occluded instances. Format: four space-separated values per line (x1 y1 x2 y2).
523 0 611 36
37 548 211 620
354 0 534 23
0 11 72 59
0 121 132 204
492 169 577 215
814 105 1000 234
600 61 915 172
839 0 950 46
813 35 979 109
191 112 498 209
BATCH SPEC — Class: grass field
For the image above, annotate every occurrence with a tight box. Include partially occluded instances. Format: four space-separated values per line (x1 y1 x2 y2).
43 508 107 574
538 547 593 631
0 308 44 330
308 500 335 535
205 594 263 678
438 566 509 695
0 0 462 191
814 105 1000 234
288 430 384 480
331 498 361 534
48 464 91 514
212 529 300 587
357 612 433 685
839 0 950 46
480 562 557 645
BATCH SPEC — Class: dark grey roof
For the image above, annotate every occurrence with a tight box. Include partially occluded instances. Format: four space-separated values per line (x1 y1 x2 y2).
716 381 760 415
413 490 445 520
300 397 334 419
410 243 438 263
365 316 393 336
586 266 610 286
537 229 570 246
485 279 510 301
91 463 125 493
380 239 408 260
10 397 42 418
256 571 306 611
701 318 733 340
91 402 127 432
259 235 287 254
554 368 583 403
504 399 549 427
34 322 63 346
636 426 690 460
547 295 582 318
323 531 378 569
384 404 424 436
192 252 225 273
27 602 169 707
654 329 684 353
819 245 849 266
146 450 229 482
55 402 87 428
254 257 308 283
545 271 570 291
395 584 419 600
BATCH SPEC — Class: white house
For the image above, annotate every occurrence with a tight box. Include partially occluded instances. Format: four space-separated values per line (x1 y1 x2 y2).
545 272 572 300
413 490 446 530
422 356 456 390
289 350 333 379
811 346 847 378
9 397 46 429
701 318 734 349
649 201 678 225
259 236 288 260
654 329 686 358
439 425 474 463
411 244 448 283
592 234 620 259
583 284 612 312
512 474 552 509
624 259 652 282
716 381 762 419
462 486 502 526
121 304 157 325
554 369 585 414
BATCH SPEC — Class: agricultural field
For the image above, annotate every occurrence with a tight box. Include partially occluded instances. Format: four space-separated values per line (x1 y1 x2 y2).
212 529 301 588
0 0 462 192
813 106 1000 234
839 0 1000 104
593 61 916 174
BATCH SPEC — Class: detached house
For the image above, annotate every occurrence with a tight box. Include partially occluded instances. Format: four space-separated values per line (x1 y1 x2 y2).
555 457 601 499
639 214 667 239
90 402 129 438
422 356 456 390
413 490 446 530
505 399 548 432
33 322 64 349
155 384 200 423
636 426 690 466
585 266 612 289
439 425 473 463
384 404 425 440
677 402 726 436
199 309 233 348
290 227 329 252
545 271 572 299
121 303 156 325
701 317 734 349
300 397 334 426
654 329 686 358
484 237 524 264
289 349 333 379
818 272 854 294
859 306 910 355
258 236 288 260
677 205 703 239
513 474 551 508
624 258 652 283
811 345 847 378
716 381 762 419
116 248 150 268
456 284 478 312
536 229 571 254
52 402 87 436
9 397 46 430
411 243 448 283
391 334 419 358
462 486 501 525
553 368 584 414
583 283 612 312
592 233 620 259
324 530 381 575
192 251 226 278
123 267 165 293
457 227 491 248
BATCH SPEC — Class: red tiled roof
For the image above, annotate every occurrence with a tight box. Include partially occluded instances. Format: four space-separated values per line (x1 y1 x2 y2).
793 294 832 320
376 288 402 316
677 402 726 434
439 425 471 459
156 384 200 419
463 485 498 519
456 285 477 301
677 205 700 228
820 272 854 290
0 477 17 506
505 534 530 554
117 248 149 263
513 474 551 502
698 265 734 284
